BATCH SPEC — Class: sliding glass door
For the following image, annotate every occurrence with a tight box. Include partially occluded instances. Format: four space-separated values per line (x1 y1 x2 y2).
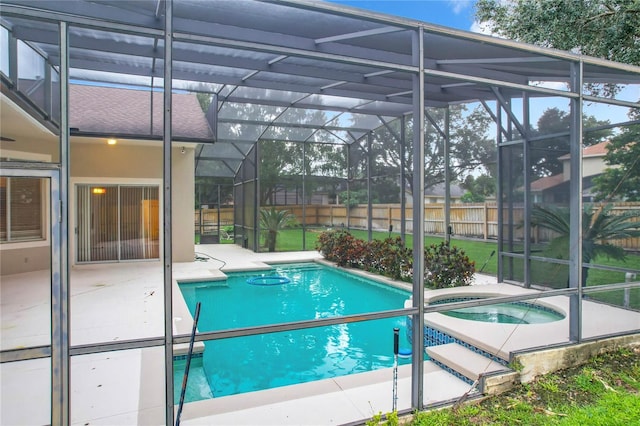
76 185 159 262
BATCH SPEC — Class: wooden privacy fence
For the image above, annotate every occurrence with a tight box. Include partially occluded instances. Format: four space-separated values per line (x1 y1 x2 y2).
195 202 640 250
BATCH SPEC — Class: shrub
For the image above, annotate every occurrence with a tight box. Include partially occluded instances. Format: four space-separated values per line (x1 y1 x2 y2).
424 241 475 289
316 229 365 267
316 231 474 287
364 237 412 282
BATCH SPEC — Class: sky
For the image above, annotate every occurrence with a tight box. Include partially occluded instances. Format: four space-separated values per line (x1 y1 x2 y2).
326 0 479 32
326 0 637 129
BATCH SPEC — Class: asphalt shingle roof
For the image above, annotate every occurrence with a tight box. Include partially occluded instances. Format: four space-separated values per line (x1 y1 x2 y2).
69 84 213 140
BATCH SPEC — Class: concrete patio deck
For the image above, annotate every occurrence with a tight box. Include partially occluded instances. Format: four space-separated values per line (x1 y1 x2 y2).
1 244 639 425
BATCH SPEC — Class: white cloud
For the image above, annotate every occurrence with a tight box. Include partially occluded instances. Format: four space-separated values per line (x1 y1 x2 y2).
530 81 570 91
469 19 504 37
448 0 470 15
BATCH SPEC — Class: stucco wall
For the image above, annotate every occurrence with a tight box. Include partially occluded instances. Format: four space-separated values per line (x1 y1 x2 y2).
70 140 194 264
171 146 195 262
0 245 50 275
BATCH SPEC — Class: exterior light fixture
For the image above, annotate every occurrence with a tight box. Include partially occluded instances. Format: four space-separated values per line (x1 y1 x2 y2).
92 188 106 194
107 138 117 145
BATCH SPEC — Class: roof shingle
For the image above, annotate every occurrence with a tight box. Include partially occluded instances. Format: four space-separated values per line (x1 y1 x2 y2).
69 84 213 140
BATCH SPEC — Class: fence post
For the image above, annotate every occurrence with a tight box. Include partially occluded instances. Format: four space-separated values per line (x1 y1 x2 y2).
483 202 488 240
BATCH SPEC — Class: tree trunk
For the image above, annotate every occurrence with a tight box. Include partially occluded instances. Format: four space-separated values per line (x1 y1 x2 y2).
267 230 277 252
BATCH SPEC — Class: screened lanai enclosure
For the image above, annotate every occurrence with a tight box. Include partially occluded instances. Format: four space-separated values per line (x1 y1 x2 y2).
1 0 639 425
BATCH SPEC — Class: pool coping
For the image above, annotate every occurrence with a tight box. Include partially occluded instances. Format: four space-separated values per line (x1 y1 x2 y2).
177 360 475 424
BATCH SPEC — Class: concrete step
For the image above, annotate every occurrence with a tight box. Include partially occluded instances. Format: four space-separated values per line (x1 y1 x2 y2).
425 342 510 382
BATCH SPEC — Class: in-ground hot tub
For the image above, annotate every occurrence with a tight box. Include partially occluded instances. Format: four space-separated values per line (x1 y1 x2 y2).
429 296 565 324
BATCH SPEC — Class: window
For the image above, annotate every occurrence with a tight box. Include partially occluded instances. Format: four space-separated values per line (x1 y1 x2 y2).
0 26 9 77
76 184 159 262
0 177 44 242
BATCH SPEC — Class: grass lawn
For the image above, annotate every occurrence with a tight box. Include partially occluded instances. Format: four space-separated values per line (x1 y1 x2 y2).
398 347 640 426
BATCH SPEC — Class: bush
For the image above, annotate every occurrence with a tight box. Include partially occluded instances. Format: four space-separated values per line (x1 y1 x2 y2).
363 237 412 281
316 231 474 287
424 241 475 288
316 229 366 267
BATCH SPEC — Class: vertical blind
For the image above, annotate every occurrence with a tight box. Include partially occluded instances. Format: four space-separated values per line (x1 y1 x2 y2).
76 184 159 262
0 177 44 242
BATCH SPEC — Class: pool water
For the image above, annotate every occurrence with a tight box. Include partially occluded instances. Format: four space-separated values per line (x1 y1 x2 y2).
177 263 411 401
174 357 213 404
442 302 564 324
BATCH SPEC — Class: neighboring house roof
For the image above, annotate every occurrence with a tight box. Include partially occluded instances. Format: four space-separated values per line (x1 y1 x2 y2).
69 84 213 140
531 174 565 192
558 140 609 160
424 182 464 197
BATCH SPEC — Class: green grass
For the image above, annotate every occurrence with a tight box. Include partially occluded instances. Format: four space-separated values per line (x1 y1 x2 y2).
403 348 640 426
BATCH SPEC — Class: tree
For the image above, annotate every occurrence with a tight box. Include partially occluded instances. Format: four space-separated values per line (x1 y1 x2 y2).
461 174 495 202
259 139 347 205
531 203 640 287
475 0 640 67
593 124 640 201
531 108 612 178
356 104 497 198
259 207 296 252
196 92 213 113
476 2 640 197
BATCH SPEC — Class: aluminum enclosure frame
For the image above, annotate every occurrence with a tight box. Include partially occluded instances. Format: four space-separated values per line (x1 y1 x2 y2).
1 1 639 424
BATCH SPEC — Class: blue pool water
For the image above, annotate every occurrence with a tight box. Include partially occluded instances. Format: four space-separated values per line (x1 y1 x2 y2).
177 263 411 401
432 297 565 324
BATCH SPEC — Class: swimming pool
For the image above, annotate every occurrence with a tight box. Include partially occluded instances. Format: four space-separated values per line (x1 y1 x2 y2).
177 263 411 400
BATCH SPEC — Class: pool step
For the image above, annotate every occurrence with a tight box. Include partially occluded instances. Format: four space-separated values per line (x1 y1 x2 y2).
425 343 511 383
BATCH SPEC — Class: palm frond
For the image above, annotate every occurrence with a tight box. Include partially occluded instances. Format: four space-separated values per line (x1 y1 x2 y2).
532 203 639 263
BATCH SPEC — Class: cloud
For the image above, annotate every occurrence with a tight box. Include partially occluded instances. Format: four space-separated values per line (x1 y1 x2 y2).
470 20 502 37
448 0 471 15
530 81 570 91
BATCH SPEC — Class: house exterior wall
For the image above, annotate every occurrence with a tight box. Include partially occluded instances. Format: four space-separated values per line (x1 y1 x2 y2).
70 141 194 264
562 156 607 180
0 151 52 275
1 141 195 275
0 244 50 275
583 156 607 177
171 146 195 262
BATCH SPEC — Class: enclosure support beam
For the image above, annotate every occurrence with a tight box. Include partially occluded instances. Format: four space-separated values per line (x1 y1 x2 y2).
367 132 373 242
254 143 260 250
411 27 425 411
491 87 527 138
498 94 517 283
444 106 451 243
8 31 18 83
302 141 307 249
496 102 504 282
425 110 446 139
400 116 407 242
162 1 175 424
51 22 70 426
523 93 531 288
346 144 351 229
480 100 509 140
569 61 584 343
